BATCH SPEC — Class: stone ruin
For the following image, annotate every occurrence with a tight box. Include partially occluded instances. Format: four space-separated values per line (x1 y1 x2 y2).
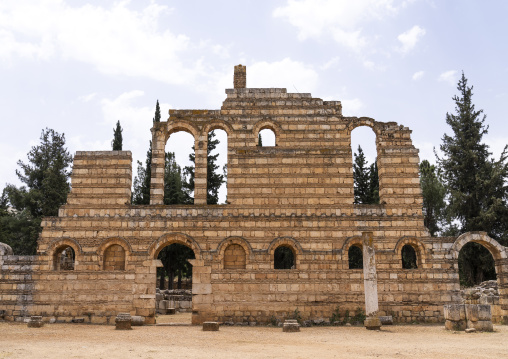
156 289 192 314
1 65 508 326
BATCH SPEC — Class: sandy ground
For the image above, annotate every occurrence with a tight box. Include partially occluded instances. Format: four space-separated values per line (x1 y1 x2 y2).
1 314 507 359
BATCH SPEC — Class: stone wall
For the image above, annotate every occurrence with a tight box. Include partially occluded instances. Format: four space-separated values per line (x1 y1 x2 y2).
1 66 507 325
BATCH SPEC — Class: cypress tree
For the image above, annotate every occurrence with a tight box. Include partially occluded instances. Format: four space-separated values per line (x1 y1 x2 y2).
183 130 225 205
153 100 161 123
132 141 152 205
419 160 446 236
112 120 123 151
437 72 508 285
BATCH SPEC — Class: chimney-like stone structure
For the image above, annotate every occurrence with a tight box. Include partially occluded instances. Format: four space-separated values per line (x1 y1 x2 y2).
234 64 246 88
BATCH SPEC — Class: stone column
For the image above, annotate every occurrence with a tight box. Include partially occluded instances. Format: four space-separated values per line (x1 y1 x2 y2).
193 134 208 205
150 126 165 205
362 231 382 329
234 65 246 89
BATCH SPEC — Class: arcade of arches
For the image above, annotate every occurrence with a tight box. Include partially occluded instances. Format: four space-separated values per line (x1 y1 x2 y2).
1 66 508 325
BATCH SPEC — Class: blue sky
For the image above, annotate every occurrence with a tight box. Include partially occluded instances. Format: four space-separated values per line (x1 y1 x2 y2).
1 0 507 202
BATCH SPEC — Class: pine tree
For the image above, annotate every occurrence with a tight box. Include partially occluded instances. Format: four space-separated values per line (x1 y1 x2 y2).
111 120 123 151
368 161 380 204
419 160 446 236
183 130 225 205
437 72 508 285
3 128 72 254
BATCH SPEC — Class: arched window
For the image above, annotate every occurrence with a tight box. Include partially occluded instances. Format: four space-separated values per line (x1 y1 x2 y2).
401 244 418 269
54 246 75 271
164 130 195 205
258 128 276 147
348 245 363 269
207 129 228 204
351 126 379 204
274 246 295 269
103 244 126 271
223 244 246 269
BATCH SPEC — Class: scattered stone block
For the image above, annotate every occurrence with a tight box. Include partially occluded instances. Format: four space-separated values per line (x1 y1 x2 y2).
379 316 393 325
283 319 300 332
27 316 44 328
131 316 145 326
465 328 476 333
364 317 381 330
203 321 219 331
71 317 85 323
115 313 132 330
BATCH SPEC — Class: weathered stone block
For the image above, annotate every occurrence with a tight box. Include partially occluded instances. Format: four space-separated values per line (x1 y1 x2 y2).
364 317 381 330
283 319 300 332
203 321 219 331
115 313 132 330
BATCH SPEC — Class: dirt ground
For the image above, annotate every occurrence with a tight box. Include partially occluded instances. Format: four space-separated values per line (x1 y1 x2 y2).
1 314 507 359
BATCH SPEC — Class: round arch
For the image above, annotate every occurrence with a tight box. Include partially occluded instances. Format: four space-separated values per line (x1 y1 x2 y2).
97 237 132 270
216 236 253 260
203 119 234 136
394 237 428 268
253 119 282 145
346 117 382 137
149 232 202 259
0 242 13 256
267 237 302 269
450 232 507 261
164 120 199 141
47 237 82 256
342 236 363 267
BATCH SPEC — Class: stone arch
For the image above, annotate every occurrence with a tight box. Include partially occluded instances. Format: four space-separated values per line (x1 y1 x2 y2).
346 117 382 138
253 119 282 145
164 120 199 141
49 238 81 271
0 242 13 256
98 237 132 270
268 237 302 269
342 236 364 269
395 237 427 269
203 119 234 136
149 232 201 259
451 232 507 261
216 237 252 259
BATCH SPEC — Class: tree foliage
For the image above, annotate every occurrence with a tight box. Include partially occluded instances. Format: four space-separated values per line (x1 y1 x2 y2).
132 141 152 205
157 243 195 290
1 128 72 254
419 160 446 236
437 72 508 286
183 130 225 205
353 145 379 204
111 120 123 151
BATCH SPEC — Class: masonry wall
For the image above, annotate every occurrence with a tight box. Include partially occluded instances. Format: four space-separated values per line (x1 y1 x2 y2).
1 72 508 324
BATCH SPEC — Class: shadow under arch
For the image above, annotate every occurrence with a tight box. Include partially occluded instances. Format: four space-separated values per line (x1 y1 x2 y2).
394 236 428 269
342 236 364 268
149 232 202 259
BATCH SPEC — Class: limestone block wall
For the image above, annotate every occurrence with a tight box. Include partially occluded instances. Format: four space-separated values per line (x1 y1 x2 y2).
2 67 508 325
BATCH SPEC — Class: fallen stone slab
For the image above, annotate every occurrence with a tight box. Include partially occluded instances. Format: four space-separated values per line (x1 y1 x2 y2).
27 316 44 328
203 321 219 331
379 316 393 325
131 316 145 326
283 319 300 332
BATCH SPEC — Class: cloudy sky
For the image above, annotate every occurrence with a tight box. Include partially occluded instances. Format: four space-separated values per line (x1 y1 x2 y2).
1 0 507 202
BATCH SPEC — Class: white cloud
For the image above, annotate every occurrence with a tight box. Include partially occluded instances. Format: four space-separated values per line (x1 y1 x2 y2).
78 93 97 103
412 71 424 80
341 98 364 116
438 70 458 86
0 1 225 85
397 25 426 53
248 58 319 92
273 0 408 50
320 57 340 70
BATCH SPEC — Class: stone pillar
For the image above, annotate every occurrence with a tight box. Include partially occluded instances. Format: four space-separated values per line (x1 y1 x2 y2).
150 126 165 205
193 134 208 205
234 65 246 89
362 231 381 330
